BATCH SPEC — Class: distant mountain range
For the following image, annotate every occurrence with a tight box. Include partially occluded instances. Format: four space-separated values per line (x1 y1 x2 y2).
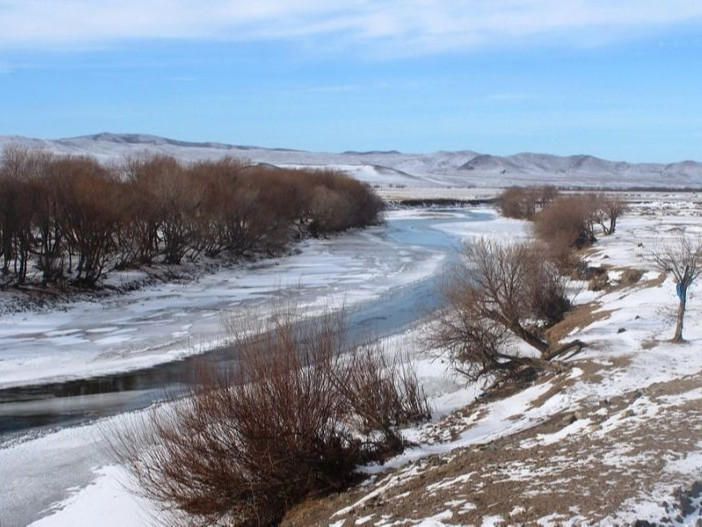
1 132 701 189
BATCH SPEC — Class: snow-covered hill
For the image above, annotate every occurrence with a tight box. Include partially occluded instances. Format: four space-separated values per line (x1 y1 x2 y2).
1 133 702 189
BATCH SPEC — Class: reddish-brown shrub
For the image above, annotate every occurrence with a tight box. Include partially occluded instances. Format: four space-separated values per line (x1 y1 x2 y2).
0 148 383 288
498 186 558 220
52 156 123 285
111 309 428 526
0 147 47 283
338 344 431 455
533 195 597 250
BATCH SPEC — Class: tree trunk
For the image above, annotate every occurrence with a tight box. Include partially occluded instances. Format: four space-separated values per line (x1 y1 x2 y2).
545 339 585 360
608 217 617 235
508 322 550 355
489 310 551 355
673 294 686 343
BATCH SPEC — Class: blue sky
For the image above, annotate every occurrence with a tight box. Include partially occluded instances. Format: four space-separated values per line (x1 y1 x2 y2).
1 1 702 162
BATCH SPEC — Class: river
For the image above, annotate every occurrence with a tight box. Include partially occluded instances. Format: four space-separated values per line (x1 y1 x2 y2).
0 206 516 526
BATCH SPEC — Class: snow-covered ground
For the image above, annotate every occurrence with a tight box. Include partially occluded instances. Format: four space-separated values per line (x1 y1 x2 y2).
7 201 702 526
303 200 702 526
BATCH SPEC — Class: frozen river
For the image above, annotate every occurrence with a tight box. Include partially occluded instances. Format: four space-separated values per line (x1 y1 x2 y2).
0 207 527 526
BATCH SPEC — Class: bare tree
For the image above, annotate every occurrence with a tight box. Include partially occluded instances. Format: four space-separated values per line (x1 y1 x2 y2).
584 194 628 236
0 147 48 284
600 196 627 235
54 157 122 286
650 234 702 342
428 239 581 384
0 149 383 288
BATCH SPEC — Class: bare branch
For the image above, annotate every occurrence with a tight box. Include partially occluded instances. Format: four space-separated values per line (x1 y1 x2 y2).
108 307 429 526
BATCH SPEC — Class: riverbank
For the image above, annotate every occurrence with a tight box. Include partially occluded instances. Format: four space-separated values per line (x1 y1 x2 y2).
2 209 513 391
281 197 702 526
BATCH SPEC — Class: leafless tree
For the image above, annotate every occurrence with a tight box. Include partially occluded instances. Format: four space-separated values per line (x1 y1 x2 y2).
428 239 581 384
53 157 122 286
650 234 702 342
600 196 627 235
0 147 50 284
584 194 627 237
0 149 383 288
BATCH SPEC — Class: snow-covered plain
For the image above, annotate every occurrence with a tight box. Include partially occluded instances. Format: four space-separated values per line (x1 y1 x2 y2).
7 201 702 526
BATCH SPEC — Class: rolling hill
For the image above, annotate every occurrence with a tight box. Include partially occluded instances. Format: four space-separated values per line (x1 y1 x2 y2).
1 133 701 189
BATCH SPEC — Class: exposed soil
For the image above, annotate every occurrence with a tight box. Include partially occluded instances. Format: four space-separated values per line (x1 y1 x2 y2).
284 370 702 526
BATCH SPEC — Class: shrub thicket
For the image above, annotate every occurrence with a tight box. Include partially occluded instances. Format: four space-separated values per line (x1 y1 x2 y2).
112 309 430 527
497 186 558 220
0 147 383 287
532 193 626 269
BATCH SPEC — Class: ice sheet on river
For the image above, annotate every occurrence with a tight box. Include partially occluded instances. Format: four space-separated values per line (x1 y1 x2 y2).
0 209 475 389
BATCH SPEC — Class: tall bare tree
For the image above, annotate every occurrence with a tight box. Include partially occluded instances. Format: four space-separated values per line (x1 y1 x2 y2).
650 234 702 342
600 196 627 235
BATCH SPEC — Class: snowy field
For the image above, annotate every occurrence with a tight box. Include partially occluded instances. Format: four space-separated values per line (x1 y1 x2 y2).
295 200 702 526
5 201 702 525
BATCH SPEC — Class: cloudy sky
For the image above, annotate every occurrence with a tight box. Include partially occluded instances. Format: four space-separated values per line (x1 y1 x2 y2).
1 0 701 161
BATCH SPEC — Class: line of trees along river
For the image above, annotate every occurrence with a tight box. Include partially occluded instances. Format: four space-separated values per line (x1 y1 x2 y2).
0 147 383 287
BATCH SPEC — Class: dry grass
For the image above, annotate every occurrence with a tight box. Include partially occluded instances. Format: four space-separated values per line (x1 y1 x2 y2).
620 268 644 286
283 368 702 526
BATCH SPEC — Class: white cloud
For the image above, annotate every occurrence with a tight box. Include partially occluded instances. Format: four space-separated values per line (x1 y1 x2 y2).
0 0 701 53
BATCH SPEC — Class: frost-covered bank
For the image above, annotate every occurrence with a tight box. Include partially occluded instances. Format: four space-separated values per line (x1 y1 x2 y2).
0 208 465 389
